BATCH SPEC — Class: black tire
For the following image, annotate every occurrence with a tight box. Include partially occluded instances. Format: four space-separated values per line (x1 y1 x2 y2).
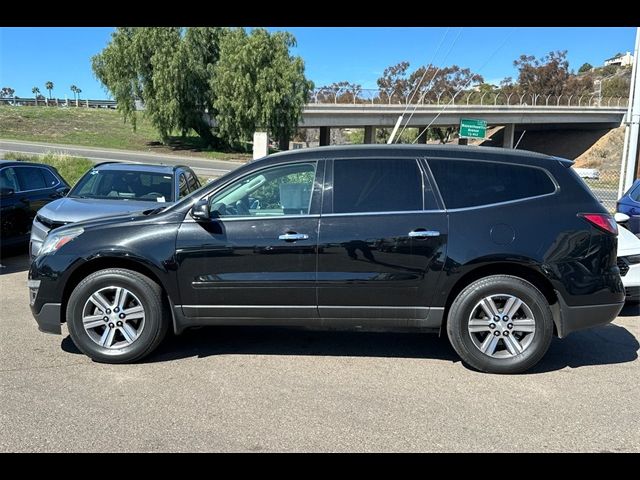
446 275 553 374
66 268 168 363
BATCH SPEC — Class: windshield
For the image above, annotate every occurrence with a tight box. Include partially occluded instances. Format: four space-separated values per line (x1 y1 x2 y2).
69 169 174 202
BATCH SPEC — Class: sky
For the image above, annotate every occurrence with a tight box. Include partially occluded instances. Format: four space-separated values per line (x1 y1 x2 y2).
0 27 636 99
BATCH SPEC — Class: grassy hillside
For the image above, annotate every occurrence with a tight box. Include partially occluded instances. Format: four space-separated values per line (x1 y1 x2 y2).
0 106 250 161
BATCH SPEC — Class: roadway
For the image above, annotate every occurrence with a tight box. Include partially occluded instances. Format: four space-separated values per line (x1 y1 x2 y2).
0 252 638 452
0 139 243 178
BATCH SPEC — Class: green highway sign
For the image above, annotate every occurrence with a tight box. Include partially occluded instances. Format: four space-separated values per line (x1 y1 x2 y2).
459 118 487 139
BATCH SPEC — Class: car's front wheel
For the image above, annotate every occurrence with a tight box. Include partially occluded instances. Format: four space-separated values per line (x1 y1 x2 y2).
66 268 168 363
446 275 554 374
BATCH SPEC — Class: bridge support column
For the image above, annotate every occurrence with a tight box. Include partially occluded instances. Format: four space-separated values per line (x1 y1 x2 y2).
503 124 515 148
364 126 376 144
458 138 468 145
319 127 330 146
416 127 427 144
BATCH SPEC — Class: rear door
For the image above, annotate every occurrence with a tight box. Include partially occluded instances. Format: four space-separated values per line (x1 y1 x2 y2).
316 157 448 326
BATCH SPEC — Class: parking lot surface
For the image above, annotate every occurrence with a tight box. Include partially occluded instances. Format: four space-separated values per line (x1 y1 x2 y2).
1 252 638 452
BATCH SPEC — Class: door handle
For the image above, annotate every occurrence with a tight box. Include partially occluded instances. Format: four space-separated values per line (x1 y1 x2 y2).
278 233 309 242
408 229 440 238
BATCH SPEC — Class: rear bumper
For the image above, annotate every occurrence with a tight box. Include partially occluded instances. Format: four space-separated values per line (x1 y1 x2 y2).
30 303 62 335
556 294 623 338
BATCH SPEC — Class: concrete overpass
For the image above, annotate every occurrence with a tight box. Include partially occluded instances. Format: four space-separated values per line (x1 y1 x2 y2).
299 104 628 148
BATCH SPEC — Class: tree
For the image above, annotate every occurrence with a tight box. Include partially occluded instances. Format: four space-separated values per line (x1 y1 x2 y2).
376 61 483 104
578 63 593 73
513 50 594 98
0 87 15 98
70 85 78 105
602 76 631 97
45 81 54 100
212 28 313 149
32 87 41 106
315 81 362 103
92 27 226 147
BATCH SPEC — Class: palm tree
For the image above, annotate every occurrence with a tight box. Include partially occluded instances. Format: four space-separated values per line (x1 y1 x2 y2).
70 85 78 106
32 87 41 106
76 87 82 107
45 81 54 100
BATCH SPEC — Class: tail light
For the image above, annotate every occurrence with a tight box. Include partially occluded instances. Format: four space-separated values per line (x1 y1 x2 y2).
578 213 618 235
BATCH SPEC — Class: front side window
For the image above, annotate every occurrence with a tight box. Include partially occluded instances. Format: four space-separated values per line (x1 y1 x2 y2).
0 167 20 192
209 162 316 218
179 173 189 198
69 170 175 202
428 158 556 209
15 167 46 191
332 158 424 214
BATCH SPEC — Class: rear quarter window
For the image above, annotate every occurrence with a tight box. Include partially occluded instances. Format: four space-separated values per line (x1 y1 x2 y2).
428 158 556 209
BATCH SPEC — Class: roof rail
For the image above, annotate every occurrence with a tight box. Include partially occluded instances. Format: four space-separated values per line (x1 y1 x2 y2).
93 161 120 168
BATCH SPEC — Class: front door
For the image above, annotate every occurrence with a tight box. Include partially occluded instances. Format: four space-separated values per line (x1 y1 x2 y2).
316 157 447 326
175 160 323 322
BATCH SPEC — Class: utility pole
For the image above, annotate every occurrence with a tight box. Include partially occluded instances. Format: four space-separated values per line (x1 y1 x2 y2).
619 27 640 197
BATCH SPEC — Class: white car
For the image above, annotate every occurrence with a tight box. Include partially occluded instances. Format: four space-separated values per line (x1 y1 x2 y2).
616 213 640 302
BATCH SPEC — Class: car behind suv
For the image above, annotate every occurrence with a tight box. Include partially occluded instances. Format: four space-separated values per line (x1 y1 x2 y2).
29 162 200 258
28 145 624 373
1 160 70 250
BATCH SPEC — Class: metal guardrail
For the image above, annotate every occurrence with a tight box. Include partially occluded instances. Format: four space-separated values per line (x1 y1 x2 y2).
0 98 117 108
309 88 629 108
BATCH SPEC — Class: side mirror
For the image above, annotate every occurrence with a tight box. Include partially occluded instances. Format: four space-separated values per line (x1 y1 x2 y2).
614 212 630 224
0 187 14 197
190 199 211 221
57 186 70 196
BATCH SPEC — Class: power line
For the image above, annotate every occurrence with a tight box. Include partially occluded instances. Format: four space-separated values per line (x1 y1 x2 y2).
412 27 518 144
395 27 464 142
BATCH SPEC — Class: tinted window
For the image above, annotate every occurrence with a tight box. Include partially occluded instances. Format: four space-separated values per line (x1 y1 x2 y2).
333 158 423 213
630 183 640 202
15 167 46 191
70 170 174 202
210 162 316 217
186 171 199 191
179 173 189 198
428 159 556 209
41 168 60 187
0 167 20 192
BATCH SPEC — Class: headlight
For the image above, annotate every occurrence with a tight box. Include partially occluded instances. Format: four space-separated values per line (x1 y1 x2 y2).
39 227 84 256
624 254 640 265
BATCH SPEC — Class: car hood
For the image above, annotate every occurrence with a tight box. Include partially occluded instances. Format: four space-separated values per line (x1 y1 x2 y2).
618 224 640 256
38 197 169 224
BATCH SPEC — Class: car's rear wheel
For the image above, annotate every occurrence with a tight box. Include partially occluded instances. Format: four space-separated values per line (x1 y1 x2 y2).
446 275 554 374
66 268 168 363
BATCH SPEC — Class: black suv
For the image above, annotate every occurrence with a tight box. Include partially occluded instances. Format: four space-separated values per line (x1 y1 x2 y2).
28 145 624 373
1 160 70 250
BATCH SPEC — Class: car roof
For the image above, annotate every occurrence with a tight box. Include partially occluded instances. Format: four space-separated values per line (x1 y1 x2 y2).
0 160 58 169
256 144 572 167
92 162 187 174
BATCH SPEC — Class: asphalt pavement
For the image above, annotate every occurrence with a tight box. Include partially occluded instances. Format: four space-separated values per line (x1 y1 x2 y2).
1 251 638 452
0 139 244 177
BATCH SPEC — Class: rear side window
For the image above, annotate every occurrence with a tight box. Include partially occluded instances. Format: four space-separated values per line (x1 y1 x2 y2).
179 173 189 198
428 159 556 209
15 167 46 191
41 168 60 187
333 158 425 213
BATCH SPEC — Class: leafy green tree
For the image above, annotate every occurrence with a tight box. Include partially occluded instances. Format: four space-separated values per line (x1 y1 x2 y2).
45 81 54 99
212 28 312 149
0 87 15 98
92 27 228 147
32 87 40 106
602 76 630 97
578 63 593 73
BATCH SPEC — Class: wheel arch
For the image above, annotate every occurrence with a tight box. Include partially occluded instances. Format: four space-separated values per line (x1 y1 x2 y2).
61 256 175 328
439 262 560 336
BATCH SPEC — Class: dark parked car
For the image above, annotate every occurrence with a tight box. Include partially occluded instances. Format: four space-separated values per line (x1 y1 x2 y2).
28 145 624 373
30 162 201 258
0 160 70 250
616 179 640 236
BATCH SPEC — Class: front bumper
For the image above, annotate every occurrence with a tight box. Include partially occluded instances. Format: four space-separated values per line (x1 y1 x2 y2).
620 260 640 299
555 293 624 338
31 303 62 334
